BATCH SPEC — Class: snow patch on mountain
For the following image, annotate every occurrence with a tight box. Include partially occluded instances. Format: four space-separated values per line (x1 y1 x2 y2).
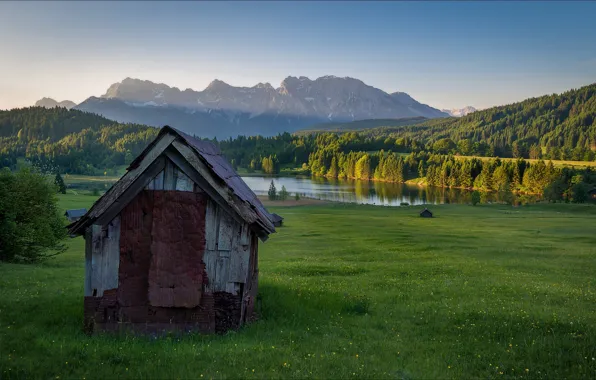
441 106 477 117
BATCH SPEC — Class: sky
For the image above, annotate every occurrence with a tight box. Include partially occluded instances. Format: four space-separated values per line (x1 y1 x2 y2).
1 1 595 111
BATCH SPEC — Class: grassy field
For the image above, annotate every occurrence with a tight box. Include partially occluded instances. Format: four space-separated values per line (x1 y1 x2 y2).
1 195 595 379
454 155 596 169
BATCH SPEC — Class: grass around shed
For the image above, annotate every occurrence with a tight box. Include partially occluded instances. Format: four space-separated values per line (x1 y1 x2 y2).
0 196 595 379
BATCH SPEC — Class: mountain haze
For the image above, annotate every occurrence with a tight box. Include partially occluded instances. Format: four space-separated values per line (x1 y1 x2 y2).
441 106 477 117
74 76 448 138
35 97 76 110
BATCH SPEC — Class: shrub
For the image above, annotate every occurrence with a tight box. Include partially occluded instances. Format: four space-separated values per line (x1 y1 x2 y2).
0 168 66 263
471 190 481 206
544 178 566 203
294 192 300 201
570 182 589 203
54 172 66 194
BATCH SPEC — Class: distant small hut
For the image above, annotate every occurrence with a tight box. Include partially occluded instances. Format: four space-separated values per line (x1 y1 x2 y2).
270 213 284 227
419 208 433 218
64 208 87 223
67 126 276 335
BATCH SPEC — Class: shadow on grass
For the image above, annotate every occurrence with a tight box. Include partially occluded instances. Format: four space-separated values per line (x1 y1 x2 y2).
277 264 367 277
257 282 371 324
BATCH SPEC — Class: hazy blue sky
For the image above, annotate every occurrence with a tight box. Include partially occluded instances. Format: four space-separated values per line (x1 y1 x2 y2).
1 1 595 110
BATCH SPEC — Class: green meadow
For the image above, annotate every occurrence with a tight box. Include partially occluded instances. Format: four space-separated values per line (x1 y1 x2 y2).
1 194 595 379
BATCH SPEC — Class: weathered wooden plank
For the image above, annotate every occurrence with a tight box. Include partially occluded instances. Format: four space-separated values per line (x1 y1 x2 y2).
203 249 218 293
84 227 93 296
225 282 240 295
205 199 218 251
90 224 103 296
214 255 230 292
217 210 234 251
175 168 194 191
228 220 251 283
153 170 164 190
146 170 164 190
101 216 120 291
240 223 250 246
164 158 176 190
229 245 250 284
164 148 246 227
95 156 165 227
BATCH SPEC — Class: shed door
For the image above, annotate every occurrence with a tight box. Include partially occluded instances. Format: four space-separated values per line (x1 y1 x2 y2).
148 191 207 308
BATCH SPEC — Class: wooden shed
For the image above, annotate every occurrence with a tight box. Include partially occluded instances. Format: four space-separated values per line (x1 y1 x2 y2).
65 208 87 223
419 208 433 218
68 126 275 335
270 213 284 227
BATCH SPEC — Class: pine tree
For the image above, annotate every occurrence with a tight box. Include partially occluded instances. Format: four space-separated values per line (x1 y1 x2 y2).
279 185 289 201
459 162 473 188
54 172 66 194
512 161 522 188
327 156 338 178
426 165 436 186
396 157 404 183
355 154 371 180
268 180 277 200
418 160 425 178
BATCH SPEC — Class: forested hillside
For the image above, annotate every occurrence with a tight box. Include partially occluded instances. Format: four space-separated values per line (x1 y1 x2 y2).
346 83 596 160
0 107 115 140
297 117 428 133
0 107 158 174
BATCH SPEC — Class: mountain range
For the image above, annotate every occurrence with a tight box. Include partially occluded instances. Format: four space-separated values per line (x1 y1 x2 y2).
35 97 77 110
35 76 457 138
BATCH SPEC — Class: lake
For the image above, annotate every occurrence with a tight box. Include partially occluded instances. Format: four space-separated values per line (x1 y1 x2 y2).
242 176 537 206
65 175 537 207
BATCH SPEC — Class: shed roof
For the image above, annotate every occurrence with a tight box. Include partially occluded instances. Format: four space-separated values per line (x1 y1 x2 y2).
68 126 275 239
64 208 87 219
420 208 433 215
270 213 284 223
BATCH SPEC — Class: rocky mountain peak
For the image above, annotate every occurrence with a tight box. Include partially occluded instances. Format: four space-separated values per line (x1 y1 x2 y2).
254 82 274 90
205 79 231 91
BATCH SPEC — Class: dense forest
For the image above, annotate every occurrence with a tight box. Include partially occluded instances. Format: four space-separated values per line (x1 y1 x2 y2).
0 107 158 174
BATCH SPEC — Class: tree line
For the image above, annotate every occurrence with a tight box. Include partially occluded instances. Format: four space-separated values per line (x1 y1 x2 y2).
0 107 158 175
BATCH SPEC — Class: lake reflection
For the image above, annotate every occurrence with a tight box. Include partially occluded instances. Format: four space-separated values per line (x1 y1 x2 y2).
66 175 537 207
241 176 537 206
